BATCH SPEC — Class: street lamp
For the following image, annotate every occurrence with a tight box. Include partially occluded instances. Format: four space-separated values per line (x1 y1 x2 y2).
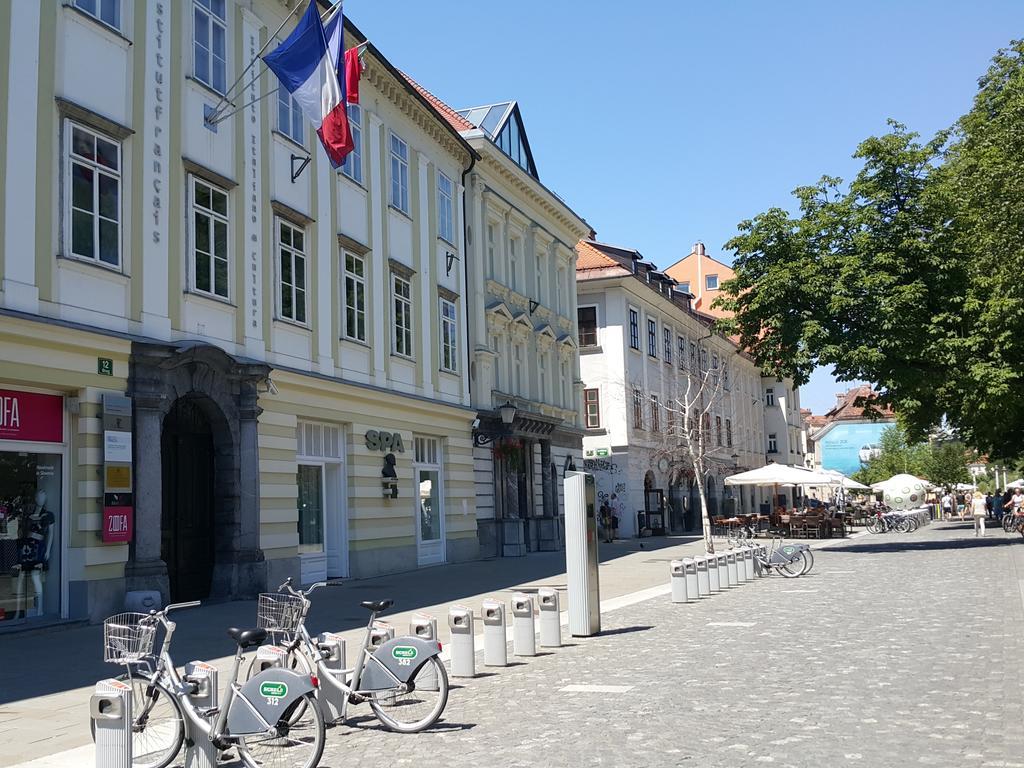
473 401 518 447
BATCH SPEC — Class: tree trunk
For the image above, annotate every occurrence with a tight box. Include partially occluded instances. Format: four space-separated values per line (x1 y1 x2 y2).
694 465 715 554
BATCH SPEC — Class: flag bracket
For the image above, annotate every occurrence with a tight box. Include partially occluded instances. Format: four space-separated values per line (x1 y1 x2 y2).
291 154 311 183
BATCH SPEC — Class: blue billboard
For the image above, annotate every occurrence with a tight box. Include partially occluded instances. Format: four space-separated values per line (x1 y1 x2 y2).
818 422 892 476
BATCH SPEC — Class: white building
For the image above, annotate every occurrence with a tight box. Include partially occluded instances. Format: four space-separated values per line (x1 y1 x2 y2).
576 240 772 538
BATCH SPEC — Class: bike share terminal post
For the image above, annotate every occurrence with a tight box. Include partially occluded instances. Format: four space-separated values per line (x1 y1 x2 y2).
91 678 132 768
481 599 508 667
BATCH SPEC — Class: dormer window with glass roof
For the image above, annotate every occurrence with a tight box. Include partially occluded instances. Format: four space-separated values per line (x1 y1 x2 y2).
456 101 539 179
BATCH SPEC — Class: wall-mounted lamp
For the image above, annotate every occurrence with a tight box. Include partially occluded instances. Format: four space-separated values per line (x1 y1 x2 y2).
445 251 459 276
528 299 540 315
473 401 517 447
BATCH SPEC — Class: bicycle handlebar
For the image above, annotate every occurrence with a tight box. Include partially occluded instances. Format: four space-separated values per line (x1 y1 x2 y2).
277 578 344 599
142 600 201 626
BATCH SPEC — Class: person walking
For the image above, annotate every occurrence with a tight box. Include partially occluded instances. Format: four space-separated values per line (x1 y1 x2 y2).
599 501 613 543
971 491 987 536
941 490 954 520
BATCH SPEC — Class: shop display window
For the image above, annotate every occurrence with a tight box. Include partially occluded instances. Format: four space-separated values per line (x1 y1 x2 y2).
0 451 62 622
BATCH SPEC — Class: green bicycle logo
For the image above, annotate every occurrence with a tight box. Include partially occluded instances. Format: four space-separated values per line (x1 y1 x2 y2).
259 681 288 699
392 646 418 660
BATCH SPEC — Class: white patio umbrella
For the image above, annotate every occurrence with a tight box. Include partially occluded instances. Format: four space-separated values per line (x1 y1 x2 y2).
724 463 835 486
820 469 870 490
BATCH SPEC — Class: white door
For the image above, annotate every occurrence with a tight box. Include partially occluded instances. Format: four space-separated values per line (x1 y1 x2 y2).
325 463 348 577
297 463 327 584
416 467 445 565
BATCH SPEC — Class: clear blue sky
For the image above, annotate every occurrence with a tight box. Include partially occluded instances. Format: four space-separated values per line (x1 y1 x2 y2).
347 0 1023 413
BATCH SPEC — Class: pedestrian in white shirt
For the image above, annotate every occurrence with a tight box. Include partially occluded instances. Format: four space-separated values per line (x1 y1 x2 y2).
971 491 987 536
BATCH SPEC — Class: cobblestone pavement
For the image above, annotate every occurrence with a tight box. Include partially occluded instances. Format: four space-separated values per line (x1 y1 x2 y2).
17 523 1024 767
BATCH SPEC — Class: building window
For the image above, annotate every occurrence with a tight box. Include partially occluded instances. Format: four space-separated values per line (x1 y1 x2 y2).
389 133 409 213
768 433 778 454
341 104 362 182
415 437 443 546
75 0 120 30
651 395 660 432
578 307 598 347
437 171 454 243
633 389 644 430
715 415 723 447
629 308 640 350
486 223 496 278
538 349 547 401
765 388 775 407
712 353 719 369
190 177 229 298
689 342 697 370
723 364 730 390
555 267 564 315
700 347 709 372
278 220 307 323
277 88 304 145
647 319 657 357
663 328 672 363
583 388 600 429
677 336 686 370
509 237 519 292
535 252 544 304
68 123 121 267
392 273 413 357
726 418 733 448
193 0 227 94
343 252 366 342
491 334 503 391
513 343 523 394
705 274 719 290
678 281 690 295
560 360 570 408
440 297 457 372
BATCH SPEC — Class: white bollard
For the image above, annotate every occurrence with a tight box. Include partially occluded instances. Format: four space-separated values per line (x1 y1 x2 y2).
683 558 699 596
670 560 689 603
367 622 394 650
537 589 562 647
91 679 132 768
695 556 710 596
251 644 288 674
447 605 475 678
481 599 508 666
726 550 739 587
317 632 347 723
742 547 755 581
183 662 218 768
511 593 537 657
707 553 721 592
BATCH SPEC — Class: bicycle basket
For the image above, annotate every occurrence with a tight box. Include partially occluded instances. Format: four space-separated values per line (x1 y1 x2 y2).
256 593 307 633
103 612 157 663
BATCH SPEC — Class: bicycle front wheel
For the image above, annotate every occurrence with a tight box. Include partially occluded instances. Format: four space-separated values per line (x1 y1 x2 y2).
90 675 184 768
1003 515 1016 532
238 691 325 768
369 656 450 733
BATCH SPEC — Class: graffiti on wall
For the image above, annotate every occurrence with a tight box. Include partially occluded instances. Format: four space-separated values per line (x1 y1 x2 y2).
583 458 620 475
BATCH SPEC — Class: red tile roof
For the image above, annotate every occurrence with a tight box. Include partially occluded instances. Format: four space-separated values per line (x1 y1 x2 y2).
821 385 895 422
399 71 475 132
575 240 621 270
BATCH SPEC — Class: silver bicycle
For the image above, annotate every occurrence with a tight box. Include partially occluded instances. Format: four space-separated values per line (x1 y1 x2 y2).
246 578 449 733
97 601 325 768
737 536 814 577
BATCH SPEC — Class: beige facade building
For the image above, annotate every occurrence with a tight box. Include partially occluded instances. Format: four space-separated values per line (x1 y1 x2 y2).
0 1 493 625
404 84 592 557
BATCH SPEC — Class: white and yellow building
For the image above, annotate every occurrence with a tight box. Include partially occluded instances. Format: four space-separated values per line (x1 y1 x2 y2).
0 0 487 625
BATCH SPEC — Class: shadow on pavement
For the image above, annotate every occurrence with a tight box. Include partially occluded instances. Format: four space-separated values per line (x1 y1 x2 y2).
596 625 655 637
822 535 1020 555
0 535 700 704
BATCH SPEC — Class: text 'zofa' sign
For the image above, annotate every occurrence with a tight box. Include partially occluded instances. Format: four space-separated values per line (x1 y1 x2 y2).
102 506 133 544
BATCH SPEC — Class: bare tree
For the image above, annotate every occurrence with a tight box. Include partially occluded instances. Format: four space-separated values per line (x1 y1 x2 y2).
650 339 731 554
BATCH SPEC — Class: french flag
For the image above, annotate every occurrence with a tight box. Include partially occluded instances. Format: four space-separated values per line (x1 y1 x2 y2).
264 2 353 167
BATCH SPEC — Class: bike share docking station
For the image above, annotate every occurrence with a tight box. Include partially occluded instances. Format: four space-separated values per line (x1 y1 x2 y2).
182 661 218 768
537 588 562 647
91 679 132 768
511 593 537 656
447 605 476 678
481 598 508 666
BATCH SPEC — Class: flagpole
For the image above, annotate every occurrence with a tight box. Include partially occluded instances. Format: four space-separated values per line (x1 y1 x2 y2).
208 0 343 123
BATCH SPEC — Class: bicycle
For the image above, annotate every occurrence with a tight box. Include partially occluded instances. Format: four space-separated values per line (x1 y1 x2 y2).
1002 510 1023 533
97 601 325 768
247 578 449 733
737 536 813 578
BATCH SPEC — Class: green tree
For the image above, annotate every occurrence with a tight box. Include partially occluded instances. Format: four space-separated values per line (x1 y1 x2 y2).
717 41 1024 459
921 442 970 489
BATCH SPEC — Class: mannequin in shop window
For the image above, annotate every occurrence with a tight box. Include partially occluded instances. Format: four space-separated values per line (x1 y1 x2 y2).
14 489 54 619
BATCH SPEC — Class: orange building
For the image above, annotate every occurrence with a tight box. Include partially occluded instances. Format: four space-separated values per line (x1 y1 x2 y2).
664 242 736 319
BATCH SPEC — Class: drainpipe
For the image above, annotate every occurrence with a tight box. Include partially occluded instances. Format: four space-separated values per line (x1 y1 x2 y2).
460 151 477 402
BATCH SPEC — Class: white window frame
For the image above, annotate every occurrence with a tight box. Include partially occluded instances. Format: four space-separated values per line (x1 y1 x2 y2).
343 251 366 342
583 388 600 429
277 87 304 145
437 171 454 243
633 389 644 430
189 175 230 299
389 133 410 213
193 0 227 94
647 318 657 358
768 433 778 454
509 236 519 292
66 121 122 269
705 274 719 290
535 251 544 304
677 336 686 371
651 395 660 432
341 104 362 183
74 0 121 31
439 297 458 373
486 222 496 278
277 219 307 325
628 307 640 350
765 388 775 407
513 342 523 394
577 305 598 348
392 273 413 357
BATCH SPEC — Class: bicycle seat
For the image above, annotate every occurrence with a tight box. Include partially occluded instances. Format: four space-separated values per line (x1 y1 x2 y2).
227 627 268 649
359 599 394 613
